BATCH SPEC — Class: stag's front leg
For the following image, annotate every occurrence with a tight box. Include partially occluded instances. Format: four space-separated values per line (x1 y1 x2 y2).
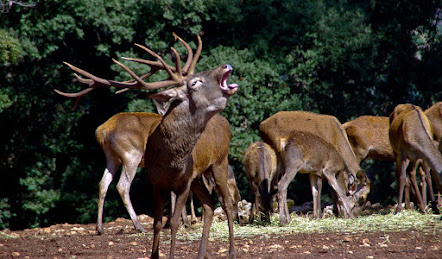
169 186 191 259
151 187 167 259
191 177 216 259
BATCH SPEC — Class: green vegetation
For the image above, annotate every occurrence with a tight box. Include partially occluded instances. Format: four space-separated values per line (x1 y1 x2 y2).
0 0 441 230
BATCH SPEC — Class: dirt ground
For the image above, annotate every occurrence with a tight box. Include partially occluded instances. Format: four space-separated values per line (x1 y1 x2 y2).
1 213 441 259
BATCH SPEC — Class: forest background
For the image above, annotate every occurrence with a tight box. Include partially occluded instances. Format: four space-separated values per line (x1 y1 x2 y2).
1 0 441 230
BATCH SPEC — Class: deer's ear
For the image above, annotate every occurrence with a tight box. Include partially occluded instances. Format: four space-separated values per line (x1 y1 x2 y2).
148 87 186 103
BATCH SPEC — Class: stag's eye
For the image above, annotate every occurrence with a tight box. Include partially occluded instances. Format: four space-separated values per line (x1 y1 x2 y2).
190 78 203 88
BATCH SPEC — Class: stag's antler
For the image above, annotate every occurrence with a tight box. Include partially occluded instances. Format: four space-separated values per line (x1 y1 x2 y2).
55 34 202 104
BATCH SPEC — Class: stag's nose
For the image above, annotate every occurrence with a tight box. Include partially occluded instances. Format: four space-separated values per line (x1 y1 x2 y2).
223 64 232 71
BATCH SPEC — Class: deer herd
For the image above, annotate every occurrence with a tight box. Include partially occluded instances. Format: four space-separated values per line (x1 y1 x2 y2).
56 34 442 258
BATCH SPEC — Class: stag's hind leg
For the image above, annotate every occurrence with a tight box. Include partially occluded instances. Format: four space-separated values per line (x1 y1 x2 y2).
211 161 236 259
97 154 120 235
117 154 146 233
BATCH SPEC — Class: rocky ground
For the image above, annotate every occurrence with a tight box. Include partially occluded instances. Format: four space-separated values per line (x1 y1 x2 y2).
1 208 441 259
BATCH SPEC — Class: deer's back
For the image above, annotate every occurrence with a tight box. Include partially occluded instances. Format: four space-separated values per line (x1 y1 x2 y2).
95 112 162 166
281 131 345 174
343 115 393 162
260 111 360 173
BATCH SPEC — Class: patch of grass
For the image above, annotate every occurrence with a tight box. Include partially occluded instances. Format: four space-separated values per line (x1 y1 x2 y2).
177 210 441 241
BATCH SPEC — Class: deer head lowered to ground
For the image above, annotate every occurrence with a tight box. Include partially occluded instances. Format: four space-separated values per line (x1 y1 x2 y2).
56 34 238 259
389 103 442 214
344 114 440 214
243 141 278 223
259 111 370 225
279 131 355 220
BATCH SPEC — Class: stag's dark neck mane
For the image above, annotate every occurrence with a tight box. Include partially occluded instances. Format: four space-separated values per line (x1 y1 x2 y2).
145 99 214 183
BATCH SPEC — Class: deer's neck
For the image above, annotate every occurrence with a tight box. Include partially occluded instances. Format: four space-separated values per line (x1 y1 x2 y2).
146 103 212 171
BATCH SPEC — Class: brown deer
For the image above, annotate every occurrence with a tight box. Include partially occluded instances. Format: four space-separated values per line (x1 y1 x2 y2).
389 103 442 214
243 141 278 223
342 116 394 164
259 111 370 225
95 112 240 234
56 34 238 259
279 131 354 219
344 114 439 214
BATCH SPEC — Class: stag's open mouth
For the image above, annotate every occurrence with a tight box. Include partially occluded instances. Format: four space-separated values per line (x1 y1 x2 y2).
220 64 238 96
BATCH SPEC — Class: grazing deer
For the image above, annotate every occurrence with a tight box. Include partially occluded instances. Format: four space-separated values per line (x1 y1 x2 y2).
56 34 238 259
243 141 278 223
259 111 370 225
342 116 394 164
95 112 239 234
279 131 354 219
389 103 442 214
344 114 440 214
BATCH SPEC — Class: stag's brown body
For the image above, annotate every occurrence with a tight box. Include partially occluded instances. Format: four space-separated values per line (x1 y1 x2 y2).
57 35 238 259
279 131 351 220
389 103 442 214
343 115 394 163
95 112 240 234
259 111 370 224
243 141 277 223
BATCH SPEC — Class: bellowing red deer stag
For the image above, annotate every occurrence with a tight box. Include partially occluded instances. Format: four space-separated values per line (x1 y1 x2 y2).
56 34 238 259
243 141 278 223
389 103 442 214
259 111 370 225
279 131 354 219
95 112 239 234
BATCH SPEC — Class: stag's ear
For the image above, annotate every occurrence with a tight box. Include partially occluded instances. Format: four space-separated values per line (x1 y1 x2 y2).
152 99 169 115
148 87 187 103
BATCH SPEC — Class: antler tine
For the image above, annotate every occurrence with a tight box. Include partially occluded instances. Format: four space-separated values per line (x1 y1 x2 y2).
133 43 183 83
188 35 202 76
173 33 193 74
113 58 179 90
170 47 182 79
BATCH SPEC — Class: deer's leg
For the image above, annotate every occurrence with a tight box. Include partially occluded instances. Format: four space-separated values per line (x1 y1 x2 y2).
309 174 322 219
277 162 299 225
169 186 191 259
322 170 354 218
97 157 120 235
249 189 256 223
191 177 216 259
407 161 426 212
151 186 167 259
189 191 199 223
211 161 236 259
418 164 428 205
396 157 408 214
423 163 440 214
117 157 146 233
